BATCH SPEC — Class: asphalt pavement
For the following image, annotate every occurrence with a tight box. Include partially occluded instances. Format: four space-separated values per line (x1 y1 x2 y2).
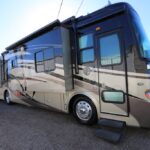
0 101 150 150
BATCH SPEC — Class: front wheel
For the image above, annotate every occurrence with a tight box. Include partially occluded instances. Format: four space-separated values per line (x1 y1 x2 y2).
4 91 12 105
73 96 97 125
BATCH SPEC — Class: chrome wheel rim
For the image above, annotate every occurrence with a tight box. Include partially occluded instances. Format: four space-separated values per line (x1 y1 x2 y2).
76 101 92 121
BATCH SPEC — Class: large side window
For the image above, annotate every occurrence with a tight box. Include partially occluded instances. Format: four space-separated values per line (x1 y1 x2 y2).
44 48 55 71
79 34 94 64
99 33 121 66
35 48 55 73
35 51 44 72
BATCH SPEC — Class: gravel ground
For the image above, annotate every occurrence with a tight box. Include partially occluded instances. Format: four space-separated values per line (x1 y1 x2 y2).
0 101 150 150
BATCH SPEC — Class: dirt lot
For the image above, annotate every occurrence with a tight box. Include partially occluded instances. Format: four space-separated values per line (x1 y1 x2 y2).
0 101 150 150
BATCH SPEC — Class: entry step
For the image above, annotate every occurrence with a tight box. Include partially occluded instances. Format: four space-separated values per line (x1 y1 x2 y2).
96 129 122 143
98 119 126 129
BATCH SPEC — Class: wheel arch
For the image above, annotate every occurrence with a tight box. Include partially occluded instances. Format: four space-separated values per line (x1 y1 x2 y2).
3 88 12 100
68 92 100 118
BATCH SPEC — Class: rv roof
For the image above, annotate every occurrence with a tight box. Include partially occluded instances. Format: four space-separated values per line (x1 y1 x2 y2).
5 20 60 51
71 2 131 28
5 2 132 51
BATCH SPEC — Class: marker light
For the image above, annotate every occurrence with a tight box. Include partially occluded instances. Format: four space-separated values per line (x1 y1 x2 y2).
145 90 150 99
15 90 22 97
96 27 101 31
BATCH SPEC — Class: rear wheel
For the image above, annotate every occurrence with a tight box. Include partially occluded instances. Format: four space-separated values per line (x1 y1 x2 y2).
4 91 12 105
73 96 97 125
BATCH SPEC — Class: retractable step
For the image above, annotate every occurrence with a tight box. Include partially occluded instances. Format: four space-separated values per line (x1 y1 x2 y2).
98 119 126 129
96 129 122 143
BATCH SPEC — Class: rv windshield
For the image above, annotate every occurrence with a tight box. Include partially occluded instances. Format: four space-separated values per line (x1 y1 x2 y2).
132 11 150 59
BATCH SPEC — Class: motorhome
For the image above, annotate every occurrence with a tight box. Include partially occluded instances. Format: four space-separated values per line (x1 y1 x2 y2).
0 2 150 128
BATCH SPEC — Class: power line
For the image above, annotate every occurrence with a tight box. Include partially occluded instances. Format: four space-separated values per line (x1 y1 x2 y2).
57 0 64 19
108 0 111 5
75 0 85 17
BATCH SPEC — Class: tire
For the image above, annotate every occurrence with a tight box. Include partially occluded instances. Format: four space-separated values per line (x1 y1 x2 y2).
4 91 12 105
73 96 97 125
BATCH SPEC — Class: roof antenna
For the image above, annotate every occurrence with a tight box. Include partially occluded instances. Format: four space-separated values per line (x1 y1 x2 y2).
108 0 111 5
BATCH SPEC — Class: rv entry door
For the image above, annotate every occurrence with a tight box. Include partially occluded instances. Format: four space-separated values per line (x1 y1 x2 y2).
96 29 128 116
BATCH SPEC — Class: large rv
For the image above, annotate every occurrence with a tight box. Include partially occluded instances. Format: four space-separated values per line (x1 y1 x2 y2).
0 2 150 128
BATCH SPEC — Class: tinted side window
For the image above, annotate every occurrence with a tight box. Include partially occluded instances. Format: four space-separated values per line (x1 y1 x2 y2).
35 48 55 73
99 33 121 66
36 51 44 72
79 34 94 64
36 51 43 62
44 48 55 71
80 49 94 63
79 34 93 49
12 56 18 68
44 48 54 60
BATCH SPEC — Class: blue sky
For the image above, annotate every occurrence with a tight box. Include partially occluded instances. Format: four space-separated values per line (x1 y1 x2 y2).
0 0 149 53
